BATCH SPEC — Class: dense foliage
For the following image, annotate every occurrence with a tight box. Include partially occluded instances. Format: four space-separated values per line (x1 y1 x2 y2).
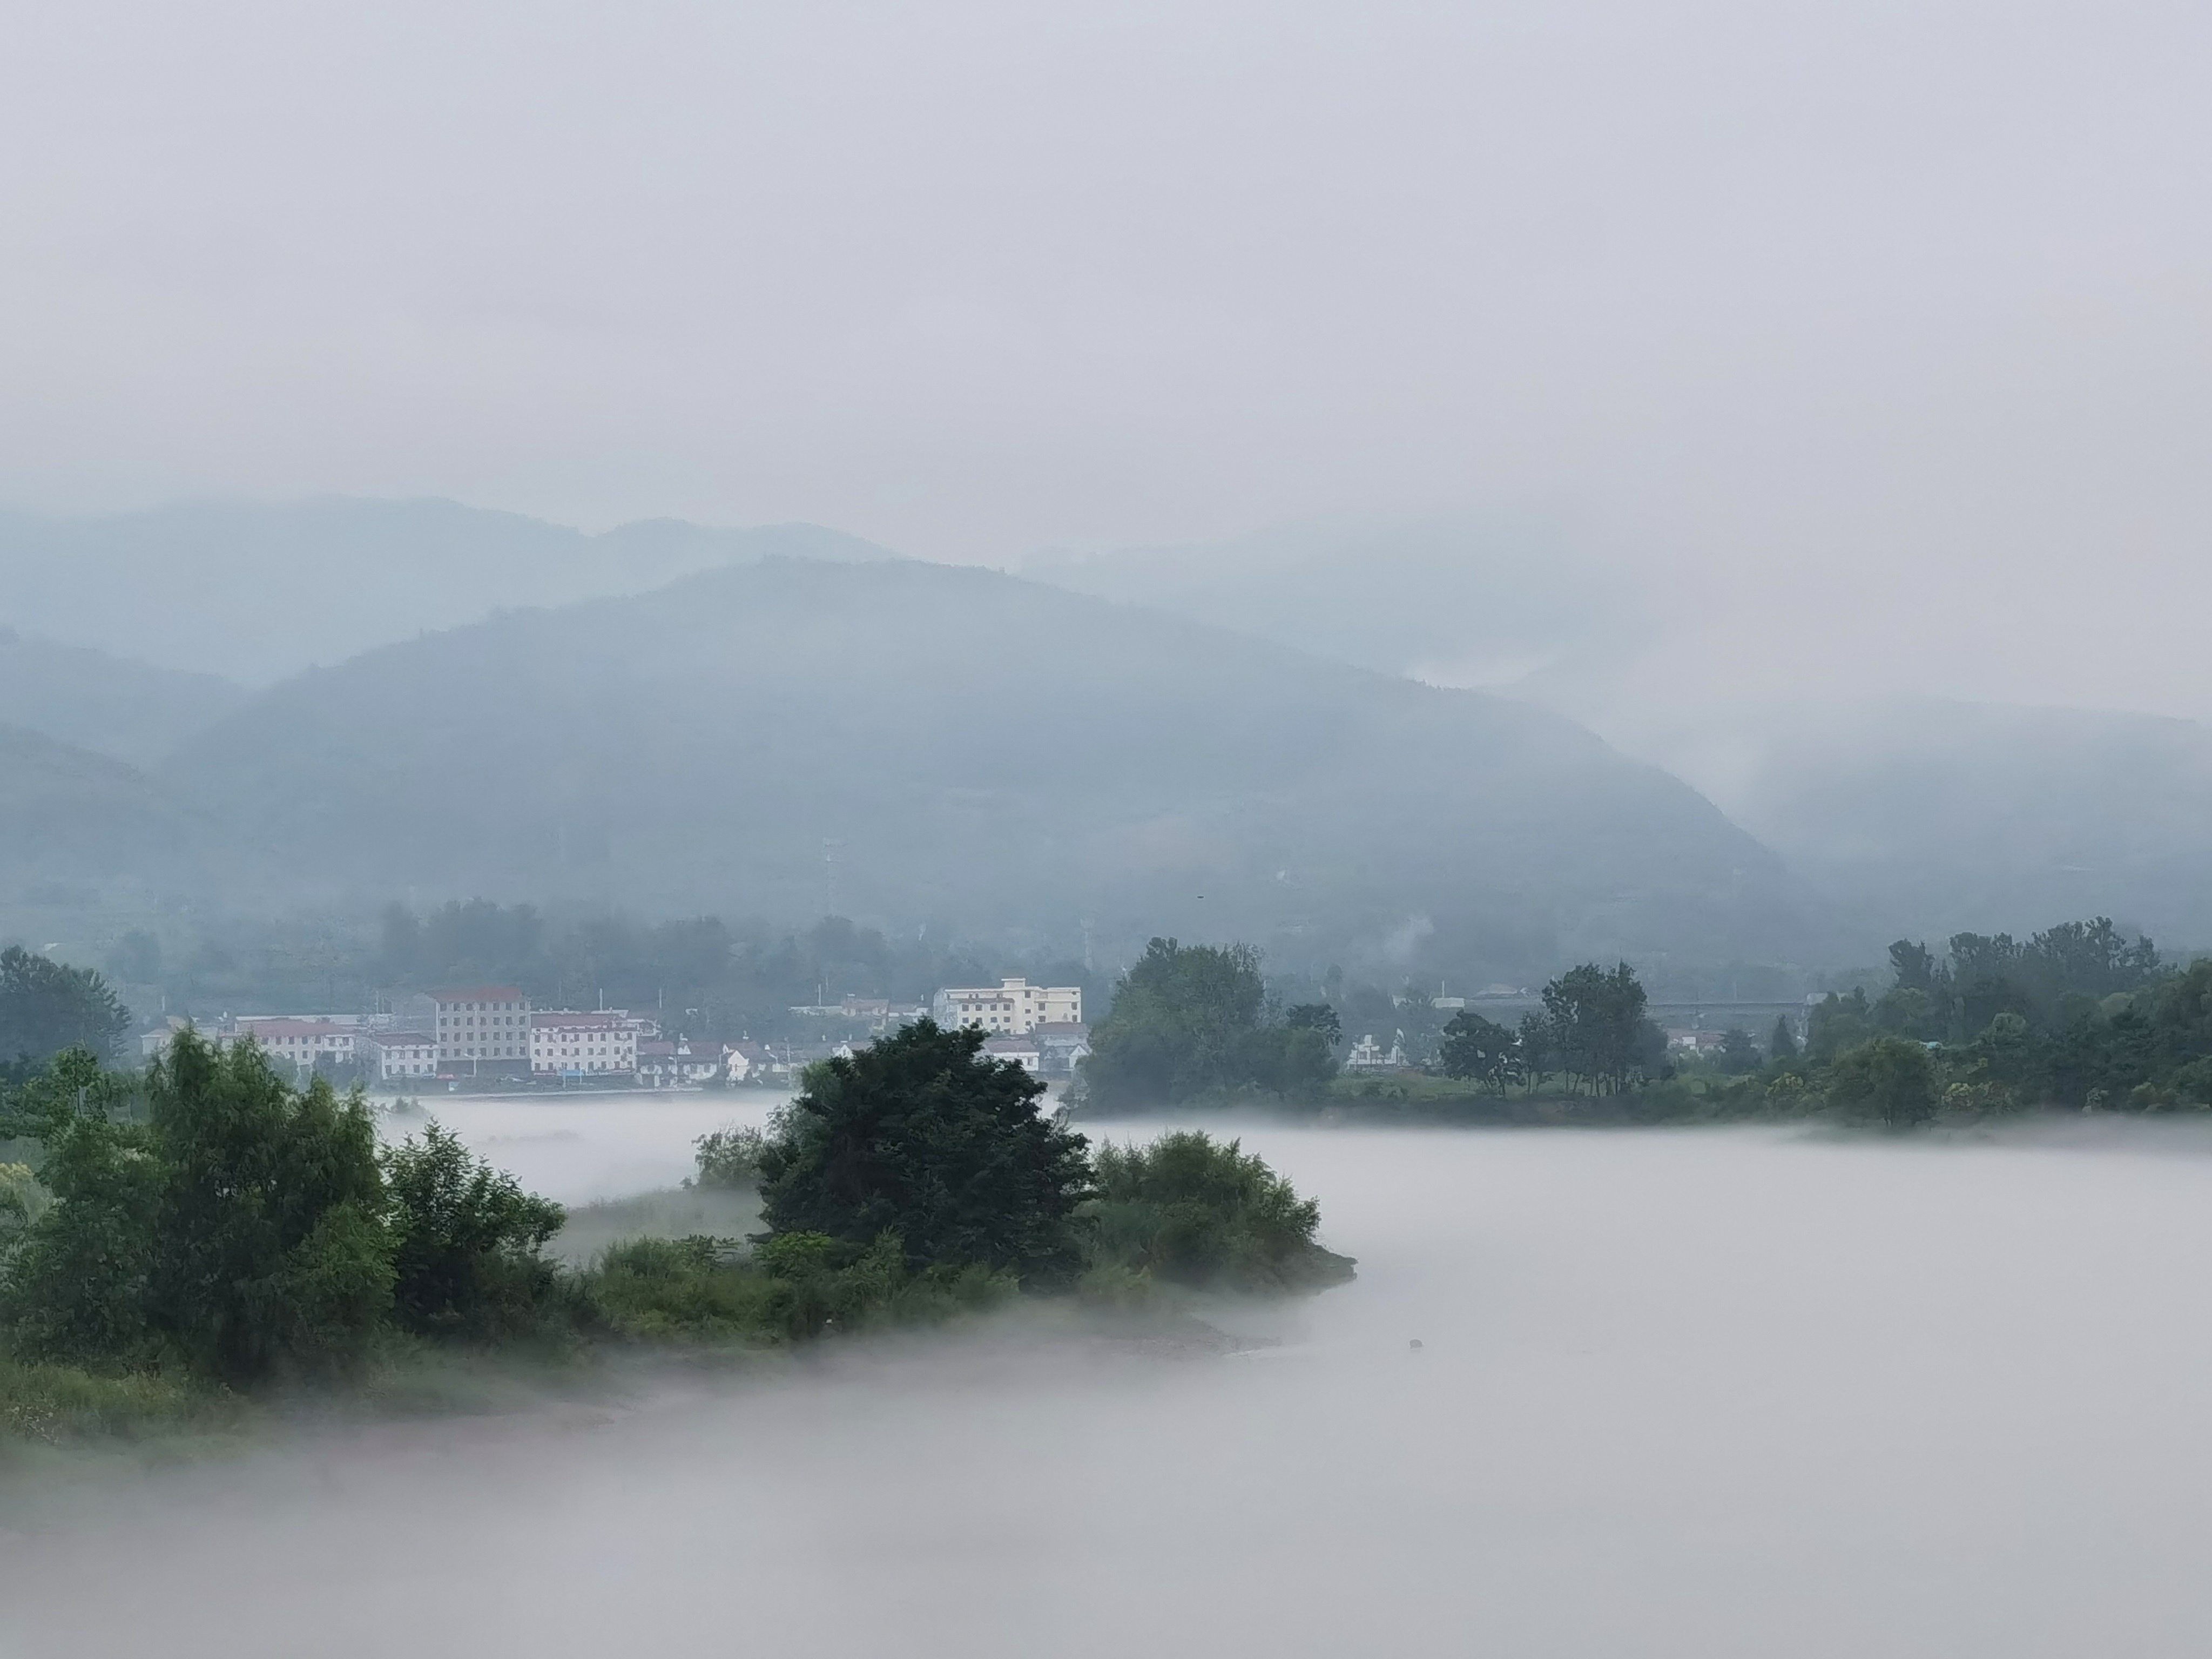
385 1122 569 1340
1088 1131 1354 1292
2 1024 1353 1441
0 1031 567 1386
1083 939 1337 1108
1437 962 1667 1095
0 946 130 1069
758 1019 1093 1282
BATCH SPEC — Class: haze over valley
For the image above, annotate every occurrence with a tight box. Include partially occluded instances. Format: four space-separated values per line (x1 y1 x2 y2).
8 3 2212 1653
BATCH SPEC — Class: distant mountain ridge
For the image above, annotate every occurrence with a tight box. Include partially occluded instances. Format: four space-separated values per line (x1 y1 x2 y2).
0 497 899 685
156 556 1830 979
1714 698 2212 948
0 629 249 766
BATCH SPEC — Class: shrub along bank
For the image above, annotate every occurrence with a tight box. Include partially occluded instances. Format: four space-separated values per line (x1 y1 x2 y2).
0 1021 1351 1445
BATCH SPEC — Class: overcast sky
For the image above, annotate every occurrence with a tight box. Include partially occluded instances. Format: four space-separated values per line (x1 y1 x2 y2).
4 1 2208 717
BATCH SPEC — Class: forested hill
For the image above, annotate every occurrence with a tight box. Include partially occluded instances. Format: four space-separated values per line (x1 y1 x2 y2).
0 629 248 766
0 498 898 685
164 557 1830 979
0 724 225 892
1722 698 2212 946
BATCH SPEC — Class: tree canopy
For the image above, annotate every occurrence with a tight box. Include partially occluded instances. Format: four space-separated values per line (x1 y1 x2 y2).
1082 938 1336 1108
757 1018 1093 1282
0 946 129 1069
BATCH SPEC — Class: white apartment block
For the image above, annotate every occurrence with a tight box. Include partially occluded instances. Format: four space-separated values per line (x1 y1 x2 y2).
531 1010 639 1077
360 1031 439 1080
433 987 532 1070
236 1018 357 1069
930 977 1083 1035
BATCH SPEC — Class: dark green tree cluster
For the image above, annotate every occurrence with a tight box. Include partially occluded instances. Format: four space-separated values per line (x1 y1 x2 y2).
1436 962 1666 1095
4 1019 1355 1415
758 1019 1093 1284
1666 917 2212 1127
0 947 130 1073
0 1031 568 1386
1082 939 1337 1109
1088 1130 1354 1293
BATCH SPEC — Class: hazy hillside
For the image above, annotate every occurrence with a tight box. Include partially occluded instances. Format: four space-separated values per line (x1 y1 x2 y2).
0 724 224 901
0 499 898 685
0 629 248 765
1709 699 2212 946
1021 514 1636 690
164 558 1828 980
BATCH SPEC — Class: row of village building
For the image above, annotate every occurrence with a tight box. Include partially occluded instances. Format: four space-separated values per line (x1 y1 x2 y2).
143 977 1091 1088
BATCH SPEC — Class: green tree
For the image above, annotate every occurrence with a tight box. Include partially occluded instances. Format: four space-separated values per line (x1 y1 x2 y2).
1439 1009 1518 1092
383 1121 566 1339
1805 988 1877 1063
1827 1035 1938 1129
693 1124 769 1188
1770 1015 1799 1063
1083 939 1328 1105
0 947 130 1067
3 1031 393 1383
1539 963 1660 1094
1284 1002 1342 1049
1716 1027 1762 1074
1518 1009 1558 1091
758 1019 1092 1283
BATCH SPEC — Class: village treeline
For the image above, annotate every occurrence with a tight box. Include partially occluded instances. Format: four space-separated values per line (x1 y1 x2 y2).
1423 916 2212 1129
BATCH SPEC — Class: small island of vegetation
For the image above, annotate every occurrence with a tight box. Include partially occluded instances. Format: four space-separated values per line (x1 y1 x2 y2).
0 1019 1351 1449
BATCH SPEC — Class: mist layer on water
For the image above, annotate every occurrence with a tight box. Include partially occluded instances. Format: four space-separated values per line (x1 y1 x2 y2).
10 1115 2212 1656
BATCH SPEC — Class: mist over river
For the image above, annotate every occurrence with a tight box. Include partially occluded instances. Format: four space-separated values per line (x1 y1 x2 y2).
11 1108 2212 1656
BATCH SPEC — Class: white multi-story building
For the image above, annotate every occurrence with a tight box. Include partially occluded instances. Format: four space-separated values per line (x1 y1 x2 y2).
432 987 532 1072
360 1031 439 1081
530 1010 639 1077
930 977 1083 1035
236 1018 358 1070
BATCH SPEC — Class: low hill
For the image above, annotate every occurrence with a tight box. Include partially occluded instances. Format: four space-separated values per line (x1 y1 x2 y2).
0 724 224 902
164 558 1829 980
0 629 248 766
0 498 898 685
1717 699 2212 948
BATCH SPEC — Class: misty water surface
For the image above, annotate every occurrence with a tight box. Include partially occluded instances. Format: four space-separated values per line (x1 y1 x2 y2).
9 1109 2212 1657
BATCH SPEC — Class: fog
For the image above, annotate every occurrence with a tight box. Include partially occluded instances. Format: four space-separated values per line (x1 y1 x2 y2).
13 1108 2212 1655
6 1 2211 723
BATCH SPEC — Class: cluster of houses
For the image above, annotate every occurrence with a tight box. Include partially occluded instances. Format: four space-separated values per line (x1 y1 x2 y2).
140 975 1091 1091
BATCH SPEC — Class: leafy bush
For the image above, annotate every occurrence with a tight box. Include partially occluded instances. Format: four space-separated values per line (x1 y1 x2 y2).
1826 1036 1939 1129
384 1121 568 1341
582 1229 1014 1343
1087 1131 1353 1293
693 1124 770 1189
585 1235 781 1342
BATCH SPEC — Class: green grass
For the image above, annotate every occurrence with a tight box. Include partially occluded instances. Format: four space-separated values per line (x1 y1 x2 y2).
0 1356 246 1449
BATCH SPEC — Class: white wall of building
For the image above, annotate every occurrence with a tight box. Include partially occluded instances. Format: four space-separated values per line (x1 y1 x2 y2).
531 1011 640 1076
433 989 532 1066
931 977 1082 1035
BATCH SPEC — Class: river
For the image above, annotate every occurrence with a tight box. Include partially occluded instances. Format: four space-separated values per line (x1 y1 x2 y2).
8 1104 2212 1656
